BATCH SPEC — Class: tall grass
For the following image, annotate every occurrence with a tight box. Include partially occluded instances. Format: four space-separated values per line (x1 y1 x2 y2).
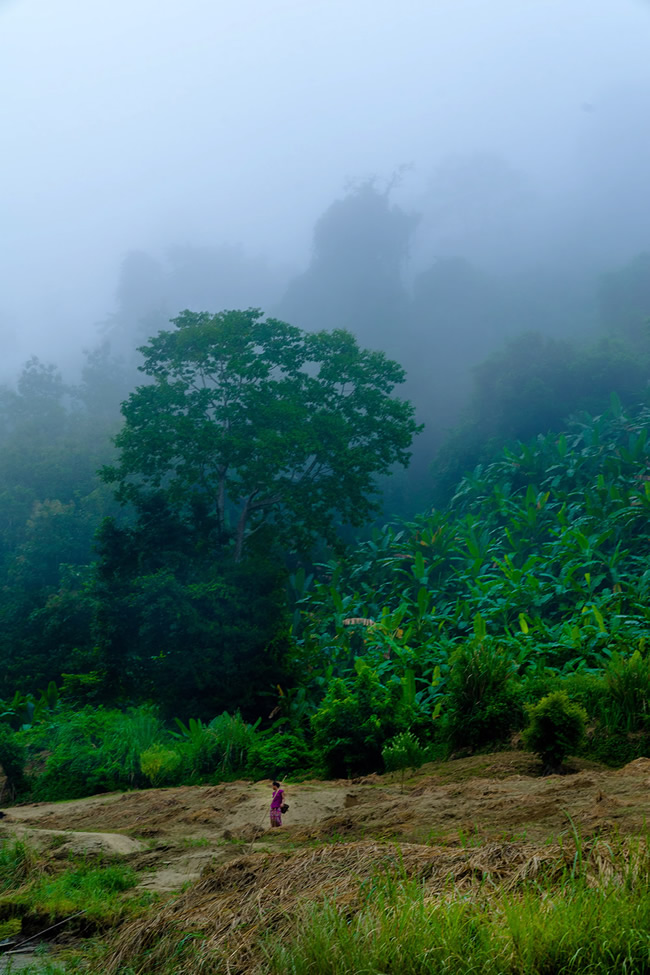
601 650 650 733
175 711 259 780
0 839 38 891
103 705 166 784
267 870 650 975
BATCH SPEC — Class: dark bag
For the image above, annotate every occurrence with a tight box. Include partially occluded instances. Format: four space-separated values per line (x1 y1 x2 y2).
281 803 289 814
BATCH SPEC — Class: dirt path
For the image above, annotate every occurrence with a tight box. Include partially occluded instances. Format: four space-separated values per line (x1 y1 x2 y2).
2 753 650 892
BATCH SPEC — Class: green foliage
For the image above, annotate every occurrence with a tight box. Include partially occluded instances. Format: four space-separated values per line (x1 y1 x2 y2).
382 730 422 772
12 705 309 801
0 724 27 798
382 731 423 790
602 649 650 732
0 682 59 732
442 639 522 752
102 309 420 562
523 691 587 772
431 325 650 504
311 667 414 776
9 860 142 926
140 743 182 787
246 730 318 781
0 353 122 694
173 711 259 780
268 868 650 975
293 399 650 770
204 712 259 775
91 526 292 719
24 705 166 800
60 671 105 707
0 839 37 891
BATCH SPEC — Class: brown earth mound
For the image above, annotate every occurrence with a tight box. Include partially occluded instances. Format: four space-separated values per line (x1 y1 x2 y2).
2 752 650 971
2 752 650 893
102 833 644 975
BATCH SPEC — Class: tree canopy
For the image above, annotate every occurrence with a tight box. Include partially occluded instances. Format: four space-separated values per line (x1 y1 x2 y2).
102 309 421 560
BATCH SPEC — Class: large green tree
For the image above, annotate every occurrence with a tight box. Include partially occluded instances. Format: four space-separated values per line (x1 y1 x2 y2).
102 309 420 561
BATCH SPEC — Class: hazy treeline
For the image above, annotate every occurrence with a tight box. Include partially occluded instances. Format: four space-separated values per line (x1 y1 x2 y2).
102 177 650 500
0 169 649 725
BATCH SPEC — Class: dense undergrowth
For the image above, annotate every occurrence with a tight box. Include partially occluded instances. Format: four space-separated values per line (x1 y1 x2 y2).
285 396 650 773
2 399 650 801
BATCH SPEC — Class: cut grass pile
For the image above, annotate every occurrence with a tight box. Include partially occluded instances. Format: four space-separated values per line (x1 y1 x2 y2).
100 833 650 974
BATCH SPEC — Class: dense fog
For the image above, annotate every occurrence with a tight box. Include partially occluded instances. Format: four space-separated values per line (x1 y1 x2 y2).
5 0 650 771
1 0 650 472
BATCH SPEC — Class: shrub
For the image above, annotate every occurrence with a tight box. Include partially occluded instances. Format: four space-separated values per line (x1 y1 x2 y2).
523 691 587 772
247 730 317 780
102 705 166 785
382 731 423 791
442 640 523 752
601 650 650 733
175 711 259 780
588 728 648 767
140 743 182 786
23 705 167 800
311 667 414 777
207 712 258 774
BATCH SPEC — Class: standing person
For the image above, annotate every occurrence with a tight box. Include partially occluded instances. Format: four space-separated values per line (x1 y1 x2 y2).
270 780 284 827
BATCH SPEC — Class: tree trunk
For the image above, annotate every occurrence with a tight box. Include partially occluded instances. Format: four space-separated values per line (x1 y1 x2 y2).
234 498 251 563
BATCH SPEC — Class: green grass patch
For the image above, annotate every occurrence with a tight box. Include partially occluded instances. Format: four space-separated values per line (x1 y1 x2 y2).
266 876 650 974
0 838 154 940
8 862 145 926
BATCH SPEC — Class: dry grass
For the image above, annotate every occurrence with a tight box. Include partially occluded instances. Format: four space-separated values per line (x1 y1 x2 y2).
102 834 649 974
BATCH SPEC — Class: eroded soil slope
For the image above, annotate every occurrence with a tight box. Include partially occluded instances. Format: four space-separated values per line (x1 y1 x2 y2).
2 751 650 892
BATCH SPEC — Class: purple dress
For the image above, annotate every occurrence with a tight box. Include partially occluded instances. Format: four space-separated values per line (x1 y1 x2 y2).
270 787 284 826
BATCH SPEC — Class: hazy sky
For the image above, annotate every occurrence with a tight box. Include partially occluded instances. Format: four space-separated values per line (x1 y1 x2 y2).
1 0 650 370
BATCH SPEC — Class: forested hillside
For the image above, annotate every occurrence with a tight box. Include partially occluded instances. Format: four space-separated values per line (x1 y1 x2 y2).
1 308 650 798
1 183 650 799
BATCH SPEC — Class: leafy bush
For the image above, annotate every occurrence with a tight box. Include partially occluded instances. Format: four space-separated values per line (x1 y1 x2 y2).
442 640 523 752
140 743 182 786
588 728 648 767
311 667 413 777
23 862 141 925
208 712 258 774
173 711 259 780
24 704 167 800
382 731 423 791
103 705 166 783
247 730 318 780
523 691 587 772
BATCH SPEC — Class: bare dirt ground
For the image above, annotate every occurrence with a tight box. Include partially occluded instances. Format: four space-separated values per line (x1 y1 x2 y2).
2 751 650 893
3 753 650 972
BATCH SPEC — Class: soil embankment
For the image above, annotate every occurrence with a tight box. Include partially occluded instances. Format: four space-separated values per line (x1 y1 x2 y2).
2 752 650 970
3 752 650 890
